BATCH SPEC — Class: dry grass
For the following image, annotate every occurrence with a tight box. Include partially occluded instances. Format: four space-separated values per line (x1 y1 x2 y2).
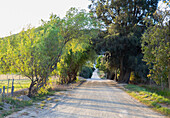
0 79 31 94
0 74 28 80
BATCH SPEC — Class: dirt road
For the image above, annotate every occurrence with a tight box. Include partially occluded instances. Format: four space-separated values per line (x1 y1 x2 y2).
7 70 166 118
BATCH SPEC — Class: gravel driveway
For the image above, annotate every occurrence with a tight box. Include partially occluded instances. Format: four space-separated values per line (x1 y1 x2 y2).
7 70 166 118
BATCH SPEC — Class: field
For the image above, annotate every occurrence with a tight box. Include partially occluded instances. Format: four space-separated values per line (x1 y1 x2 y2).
0 74 31 94
0 74 28 80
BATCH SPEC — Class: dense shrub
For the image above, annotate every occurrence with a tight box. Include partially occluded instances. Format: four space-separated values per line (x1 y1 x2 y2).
79 66 93 78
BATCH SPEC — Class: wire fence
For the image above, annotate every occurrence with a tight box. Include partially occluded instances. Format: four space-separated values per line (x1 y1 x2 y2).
0 74 30 98
0 74 59 100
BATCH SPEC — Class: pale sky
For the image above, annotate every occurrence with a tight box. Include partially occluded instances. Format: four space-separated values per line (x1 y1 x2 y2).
0 0 168 38
0 0 91 38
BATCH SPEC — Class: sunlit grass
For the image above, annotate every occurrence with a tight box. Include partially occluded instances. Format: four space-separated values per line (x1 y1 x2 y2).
41 101 46 104
40 104 45 107
54 99 59 102
125 84 170 116
47 98 52 101
0 96 33 117
0 79 31 93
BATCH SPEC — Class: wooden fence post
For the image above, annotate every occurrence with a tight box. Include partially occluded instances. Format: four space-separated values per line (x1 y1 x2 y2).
2 86 5 102
7 79 10 96
11 79 14 97
0 88 2 94
0 88 2 102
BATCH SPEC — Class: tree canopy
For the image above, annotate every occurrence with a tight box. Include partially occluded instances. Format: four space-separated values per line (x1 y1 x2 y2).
141 6 170 88
89 0 159 83
0 8 100 96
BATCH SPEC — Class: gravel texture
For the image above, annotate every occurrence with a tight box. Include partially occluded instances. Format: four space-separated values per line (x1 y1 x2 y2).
6 70 166 118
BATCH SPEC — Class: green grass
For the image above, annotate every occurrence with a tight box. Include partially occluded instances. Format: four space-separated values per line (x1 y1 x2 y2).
0 96 33 118
5 97 32 108
0 79 31 93
140 85 170 99
125 84 170 116
0 89 56 118
31 90 56 102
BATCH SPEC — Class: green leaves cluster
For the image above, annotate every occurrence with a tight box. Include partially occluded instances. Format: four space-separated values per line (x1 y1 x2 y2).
56 8 99 83
142 20 170 88
0 16 66 96
96 55 107 72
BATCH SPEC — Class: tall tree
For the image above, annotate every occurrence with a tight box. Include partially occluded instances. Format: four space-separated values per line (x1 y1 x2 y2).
57 8 99 84
142 6 170 89
0 15 70 97
89 0 158 83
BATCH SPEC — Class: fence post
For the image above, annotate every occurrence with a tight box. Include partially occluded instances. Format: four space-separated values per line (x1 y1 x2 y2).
2 86 5 102
0 88 2 94
0 88 2 102
11 79 14 97
7 79 10 96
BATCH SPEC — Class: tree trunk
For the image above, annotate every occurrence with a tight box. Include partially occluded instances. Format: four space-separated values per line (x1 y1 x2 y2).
72 70 78 82
68 76 72 84
123 69 131 83
119 56 125 82
168 59 170 89
28 80 34 97
168 72 170 90
73 76 77 82
110 72 115 80
106 71 110 79
115 69 118 81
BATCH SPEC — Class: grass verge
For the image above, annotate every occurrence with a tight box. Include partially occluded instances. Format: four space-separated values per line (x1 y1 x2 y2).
124 84 170 116
0 89 56 118
0 96 33 118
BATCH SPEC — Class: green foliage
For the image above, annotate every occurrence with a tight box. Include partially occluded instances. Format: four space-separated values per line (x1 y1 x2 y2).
130 72 148 84
89 0 158 83
96 55 107 72
89 0 158 29
0 15 67 96
79 66 93 78
141 9 170 88
0 7 100 96
96 55 102 69
37 78 54 95
0 102 3 106
141 85 170 99
56 8 98 84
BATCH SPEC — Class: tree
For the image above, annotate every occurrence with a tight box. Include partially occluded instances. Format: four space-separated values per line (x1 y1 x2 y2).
58 47 96 83
141 6 170 89
54 8 99 84
0 15 70 97
89 0 158 83
41 8 99 85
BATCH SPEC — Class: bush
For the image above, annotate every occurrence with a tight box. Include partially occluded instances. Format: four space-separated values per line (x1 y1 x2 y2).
79 66 93 78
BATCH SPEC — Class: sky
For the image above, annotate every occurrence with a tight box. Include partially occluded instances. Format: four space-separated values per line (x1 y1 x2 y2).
0 0 168 38
0 0 91 38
